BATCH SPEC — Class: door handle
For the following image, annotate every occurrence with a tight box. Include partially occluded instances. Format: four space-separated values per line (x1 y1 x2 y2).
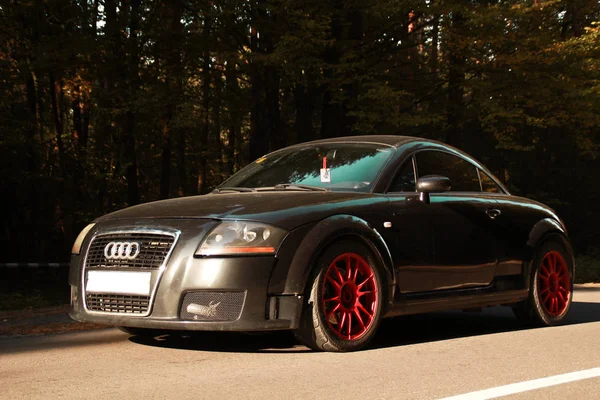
486 208 502 219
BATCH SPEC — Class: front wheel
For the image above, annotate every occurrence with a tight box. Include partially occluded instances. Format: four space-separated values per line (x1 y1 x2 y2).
513 239 573 326
294 241 385 352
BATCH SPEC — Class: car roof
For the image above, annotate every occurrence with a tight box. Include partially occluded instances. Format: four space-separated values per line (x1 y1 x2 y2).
295 135 425 148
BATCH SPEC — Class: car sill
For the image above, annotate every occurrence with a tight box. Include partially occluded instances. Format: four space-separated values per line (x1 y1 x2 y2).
386 289 529 317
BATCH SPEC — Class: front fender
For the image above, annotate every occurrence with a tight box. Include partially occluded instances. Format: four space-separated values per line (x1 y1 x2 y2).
268 215 395 300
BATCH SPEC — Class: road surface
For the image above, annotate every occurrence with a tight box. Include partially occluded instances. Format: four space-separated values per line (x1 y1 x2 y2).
1 287 599 399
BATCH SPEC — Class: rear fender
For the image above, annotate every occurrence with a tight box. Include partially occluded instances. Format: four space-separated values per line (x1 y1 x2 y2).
524 218 573 286
526 218 567 249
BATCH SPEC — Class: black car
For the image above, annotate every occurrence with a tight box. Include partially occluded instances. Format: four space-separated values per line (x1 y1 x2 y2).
69 135 574 352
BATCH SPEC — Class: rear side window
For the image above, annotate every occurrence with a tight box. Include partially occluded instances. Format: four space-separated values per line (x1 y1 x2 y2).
388 159 416 192
479 170 502 193
415 151 480 192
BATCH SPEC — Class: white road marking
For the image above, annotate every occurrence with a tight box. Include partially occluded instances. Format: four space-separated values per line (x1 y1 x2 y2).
440 368 600 400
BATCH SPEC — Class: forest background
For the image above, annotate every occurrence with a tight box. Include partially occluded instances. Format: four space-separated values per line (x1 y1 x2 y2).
1 0 599 280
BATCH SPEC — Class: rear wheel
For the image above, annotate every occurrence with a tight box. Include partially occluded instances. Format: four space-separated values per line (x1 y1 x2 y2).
513 239 573 326
294 241 385 352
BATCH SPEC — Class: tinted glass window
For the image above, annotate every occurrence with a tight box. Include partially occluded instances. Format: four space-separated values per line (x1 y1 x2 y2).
480 170 502 193
221 143 394 192
416 151 480 192
388 159 416 192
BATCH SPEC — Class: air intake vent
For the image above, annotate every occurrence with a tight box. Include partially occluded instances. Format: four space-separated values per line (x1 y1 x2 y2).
180 291 245 321
86 293 150 314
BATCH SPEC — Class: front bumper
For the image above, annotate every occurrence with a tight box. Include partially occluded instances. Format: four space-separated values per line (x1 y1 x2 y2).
69 219 303 331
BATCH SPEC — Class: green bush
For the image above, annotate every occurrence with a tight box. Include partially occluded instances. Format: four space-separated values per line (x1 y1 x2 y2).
575 250 600 284
0 291 64 311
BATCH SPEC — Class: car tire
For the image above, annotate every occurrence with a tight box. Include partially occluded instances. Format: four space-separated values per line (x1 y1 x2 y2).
117 326 164 337
513 238 573 326
294 240 385 352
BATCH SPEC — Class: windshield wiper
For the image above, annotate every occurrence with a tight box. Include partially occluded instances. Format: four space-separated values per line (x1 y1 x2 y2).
272 183 329 192
212 187 256 193
214 184 329 193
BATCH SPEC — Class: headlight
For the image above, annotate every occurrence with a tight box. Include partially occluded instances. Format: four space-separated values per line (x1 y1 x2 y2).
196 222 287 256
71 223 96 255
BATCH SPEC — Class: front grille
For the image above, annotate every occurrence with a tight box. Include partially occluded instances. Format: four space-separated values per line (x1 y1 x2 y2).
180 291 245 321
86 293 150 314
85 232 175 269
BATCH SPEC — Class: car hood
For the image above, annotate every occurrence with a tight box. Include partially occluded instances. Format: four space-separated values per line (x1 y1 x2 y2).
95 191 388 230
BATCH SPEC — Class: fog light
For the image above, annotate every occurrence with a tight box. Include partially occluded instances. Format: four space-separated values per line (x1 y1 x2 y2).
70 286 78 305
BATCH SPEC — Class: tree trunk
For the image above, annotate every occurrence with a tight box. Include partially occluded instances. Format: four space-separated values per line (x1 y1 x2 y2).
249 24 268 162
428 10 440 114
225 59 240 176
341 8 363 134
294 83 315 144
198 11 211 193
445 12 466 146
175 74 187 197
214 75 223 173
567 0 585 37
319 22 339 140
265 65 283 150
33 69 44 146
430 13 439 80
320 5 363 138
49 71 65 174
176 129 186 196
160 1 184 199
71 82 90 212
97 0 119 210
160 120 172 199
25 68 39 173
72 85 91 153
123 0 141 205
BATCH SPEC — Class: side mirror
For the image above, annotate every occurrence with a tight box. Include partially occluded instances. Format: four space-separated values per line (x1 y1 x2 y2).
417 175 451 204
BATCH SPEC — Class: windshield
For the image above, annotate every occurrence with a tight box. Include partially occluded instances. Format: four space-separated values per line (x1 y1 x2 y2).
220 143 395 192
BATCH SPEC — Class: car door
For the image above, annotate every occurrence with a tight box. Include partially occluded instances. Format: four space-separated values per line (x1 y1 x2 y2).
477 168 526 278
380 157 435 293
386 150 498 293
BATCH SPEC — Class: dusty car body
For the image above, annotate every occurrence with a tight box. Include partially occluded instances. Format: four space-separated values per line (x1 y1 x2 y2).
69 135 574 351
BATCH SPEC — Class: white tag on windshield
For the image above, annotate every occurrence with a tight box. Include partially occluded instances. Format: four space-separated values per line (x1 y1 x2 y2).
320 168 331 183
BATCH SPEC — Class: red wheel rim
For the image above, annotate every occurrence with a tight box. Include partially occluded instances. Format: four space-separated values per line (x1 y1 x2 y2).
537 250 571 317
321 253 379 341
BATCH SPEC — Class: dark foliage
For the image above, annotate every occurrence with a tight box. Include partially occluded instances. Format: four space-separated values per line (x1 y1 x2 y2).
0 0 599 262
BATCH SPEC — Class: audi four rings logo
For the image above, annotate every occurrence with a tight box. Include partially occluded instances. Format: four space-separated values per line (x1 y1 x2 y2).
104 242 141 260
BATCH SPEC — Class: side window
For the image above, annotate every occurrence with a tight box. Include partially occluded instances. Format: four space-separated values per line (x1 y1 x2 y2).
416 151 480 192
388 159 416 192
479 170 502 193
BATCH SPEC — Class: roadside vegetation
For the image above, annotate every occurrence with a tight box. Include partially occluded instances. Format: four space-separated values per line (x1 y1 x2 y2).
0 291 65 311
0 268 68 311
0 1 599 271
576 250 600 284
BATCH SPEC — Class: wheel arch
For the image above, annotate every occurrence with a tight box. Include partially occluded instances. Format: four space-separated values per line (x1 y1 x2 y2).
525 218 575 285
274 214 395 306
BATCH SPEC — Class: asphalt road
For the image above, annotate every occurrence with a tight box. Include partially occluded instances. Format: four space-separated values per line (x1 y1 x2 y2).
1 287 599 399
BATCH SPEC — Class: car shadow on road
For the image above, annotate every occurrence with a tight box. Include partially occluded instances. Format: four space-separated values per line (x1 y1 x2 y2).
129 300 600 354
372 299 600 351
129 330 307 354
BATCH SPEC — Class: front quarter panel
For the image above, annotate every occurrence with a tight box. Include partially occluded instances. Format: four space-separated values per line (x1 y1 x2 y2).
268 214 395 306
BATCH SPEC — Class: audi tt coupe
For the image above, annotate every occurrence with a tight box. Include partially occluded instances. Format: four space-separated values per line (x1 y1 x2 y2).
69 135 574 352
